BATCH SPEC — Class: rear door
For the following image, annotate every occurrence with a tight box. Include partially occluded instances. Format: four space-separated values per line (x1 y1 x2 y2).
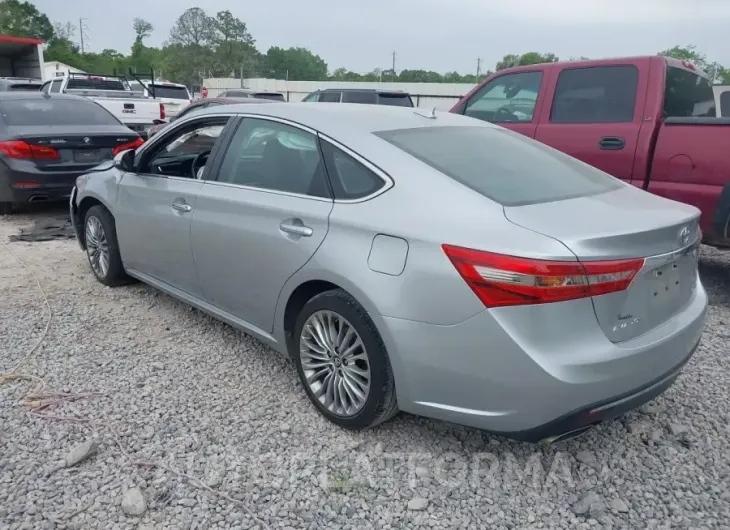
115 115 233 297
191 116 333 332
457 69 547 138
534 60 649 185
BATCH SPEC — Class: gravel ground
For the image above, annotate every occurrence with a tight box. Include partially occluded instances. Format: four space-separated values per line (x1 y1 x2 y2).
1 207 730 530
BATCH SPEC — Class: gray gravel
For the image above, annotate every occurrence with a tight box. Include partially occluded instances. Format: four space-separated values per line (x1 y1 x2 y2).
2 209 730 529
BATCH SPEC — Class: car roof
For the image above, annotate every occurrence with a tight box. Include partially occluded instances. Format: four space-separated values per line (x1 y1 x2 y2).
318 88 408 94
197 102 490 137
0 92 88 100
206 97 273 104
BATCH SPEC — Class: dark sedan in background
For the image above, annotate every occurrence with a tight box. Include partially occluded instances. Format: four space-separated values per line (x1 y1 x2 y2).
0 92 143 214
145 96 273 138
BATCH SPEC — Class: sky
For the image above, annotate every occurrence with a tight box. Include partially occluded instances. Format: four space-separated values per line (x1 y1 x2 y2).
33 0 730 75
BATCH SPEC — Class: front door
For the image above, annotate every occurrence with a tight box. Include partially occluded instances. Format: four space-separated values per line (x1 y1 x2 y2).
191 116 333 332
115 115 232 297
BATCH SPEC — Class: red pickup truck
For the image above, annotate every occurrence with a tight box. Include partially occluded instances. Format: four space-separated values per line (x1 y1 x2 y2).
451 56 730 249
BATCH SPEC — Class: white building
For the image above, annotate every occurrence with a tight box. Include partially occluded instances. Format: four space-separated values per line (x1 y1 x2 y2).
44 61 85 81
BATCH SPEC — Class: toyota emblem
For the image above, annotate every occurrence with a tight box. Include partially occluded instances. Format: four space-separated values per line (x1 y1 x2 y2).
678 226 690 246
83 137 90 144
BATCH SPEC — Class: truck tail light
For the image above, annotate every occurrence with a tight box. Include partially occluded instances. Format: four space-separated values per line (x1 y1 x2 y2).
0 140 58 160
159 103 165 120
442 244 645 308
112 137 145 156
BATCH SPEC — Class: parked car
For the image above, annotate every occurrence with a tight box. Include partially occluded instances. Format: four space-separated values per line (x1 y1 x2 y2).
217 88 286 102
0 92 143 214
40 72 164 138
302 88 414 107
70 103 707 442
451 55 730 249
714 85 730 118
0 77 43 92
144 97 272 138
128 79 192 118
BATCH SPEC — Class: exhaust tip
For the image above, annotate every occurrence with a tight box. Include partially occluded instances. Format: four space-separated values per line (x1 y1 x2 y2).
540 425 594 446
28 195 49 202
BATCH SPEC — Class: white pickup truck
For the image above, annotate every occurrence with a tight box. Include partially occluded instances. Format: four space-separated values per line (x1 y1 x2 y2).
39 72 164 138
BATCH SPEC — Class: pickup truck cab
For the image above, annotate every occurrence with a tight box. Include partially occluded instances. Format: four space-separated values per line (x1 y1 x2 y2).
40 72 164 138
451 56 730 248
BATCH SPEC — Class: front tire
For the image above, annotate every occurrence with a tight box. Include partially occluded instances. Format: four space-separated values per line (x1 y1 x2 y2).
293 289 398 430
84 205 129 287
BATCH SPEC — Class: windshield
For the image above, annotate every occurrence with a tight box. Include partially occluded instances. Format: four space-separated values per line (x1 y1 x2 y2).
150 84 190 99
0 98 121 126
664 66 715 117
375 125 622 206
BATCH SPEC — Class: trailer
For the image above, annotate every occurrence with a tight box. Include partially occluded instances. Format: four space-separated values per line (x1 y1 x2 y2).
0 35 44 81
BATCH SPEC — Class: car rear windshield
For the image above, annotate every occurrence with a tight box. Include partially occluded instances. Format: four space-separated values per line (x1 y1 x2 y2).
0 99 120 126
343 91 378 104
149 84 190 99
66 77 127 91
377 93 413 107
9 83 42 91
375 125 623 206
664 66 716 117
253 92 285 101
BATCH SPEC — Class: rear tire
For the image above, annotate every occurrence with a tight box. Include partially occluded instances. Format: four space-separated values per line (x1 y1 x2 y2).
293 289 399 430
0 202 12 215
84 205 130 287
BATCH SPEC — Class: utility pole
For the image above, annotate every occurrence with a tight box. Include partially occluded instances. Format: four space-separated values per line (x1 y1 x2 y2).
391 50 396 80
79 18 89 54
476 58 482 78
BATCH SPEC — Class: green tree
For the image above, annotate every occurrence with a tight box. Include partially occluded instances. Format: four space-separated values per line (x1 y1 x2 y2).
263 47 327 81
211 10 259 77
0 0 54 40
659 45 728 83
165 8 217 87
495 52 558 71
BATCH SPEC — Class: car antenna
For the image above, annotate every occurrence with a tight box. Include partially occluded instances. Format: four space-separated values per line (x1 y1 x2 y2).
413 107 438 120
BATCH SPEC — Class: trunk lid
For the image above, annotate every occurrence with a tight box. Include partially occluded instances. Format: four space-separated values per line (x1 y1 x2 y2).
8 125 138 170
503 186 701 342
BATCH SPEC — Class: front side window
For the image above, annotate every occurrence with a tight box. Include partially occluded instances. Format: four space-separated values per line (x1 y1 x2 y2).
376 125 622 207
216 118 330 198
664 66 715 118
40 81 51 94
550 66 638 123
464 71 542 123
140 118 229 178
50 80 62 93
302 92 320 102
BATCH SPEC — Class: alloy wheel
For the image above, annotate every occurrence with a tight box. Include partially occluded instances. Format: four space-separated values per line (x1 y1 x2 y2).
85 216 110 278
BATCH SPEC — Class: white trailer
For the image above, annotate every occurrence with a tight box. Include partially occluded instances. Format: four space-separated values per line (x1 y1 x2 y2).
0 35 44 81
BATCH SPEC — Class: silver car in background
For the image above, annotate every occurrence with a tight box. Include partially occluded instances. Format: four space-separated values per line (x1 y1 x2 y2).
70 103 707 442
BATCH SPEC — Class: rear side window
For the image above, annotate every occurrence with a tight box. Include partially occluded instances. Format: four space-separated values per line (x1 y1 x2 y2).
0 99 121 126
664 66 716 118
342 91 377 104
375 125 622 206
149 84 190 99
550 66 638 123
320 142 385 200
50 80 62 93
319 91 341 103
721 91 730 118
377 93 413 107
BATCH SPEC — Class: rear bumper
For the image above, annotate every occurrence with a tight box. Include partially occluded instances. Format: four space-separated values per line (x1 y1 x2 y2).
0 164 81 203
371 275 708 441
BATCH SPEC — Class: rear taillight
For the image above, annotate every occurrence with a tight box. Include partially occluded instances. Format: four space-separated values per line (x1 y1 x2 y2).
442 245 645 308
159 103 166 120
112 137 145 156
0 140 58 160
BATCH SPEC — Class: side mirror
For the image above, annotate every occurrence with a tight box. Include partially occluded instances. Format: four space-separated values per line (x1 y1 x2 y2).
114 149 136 172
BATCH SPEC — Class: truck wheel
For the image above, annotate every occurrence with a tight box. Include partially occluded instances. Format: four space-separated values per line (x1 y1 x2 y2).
0 202 12 215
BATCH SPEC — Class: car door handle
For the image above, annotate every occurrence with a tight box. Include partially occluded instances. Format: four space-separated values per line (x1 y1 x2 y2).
171 201 192 213
598 136 625 150
279 221 313 237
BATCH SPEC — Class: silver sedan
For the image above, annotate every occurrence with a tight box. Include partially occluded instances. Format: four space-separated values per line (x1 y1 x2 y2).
70 103 707 442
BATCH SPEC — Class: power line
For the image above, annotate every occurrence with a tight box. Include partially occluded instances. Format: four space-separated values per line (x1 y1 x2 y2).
79 18 89 54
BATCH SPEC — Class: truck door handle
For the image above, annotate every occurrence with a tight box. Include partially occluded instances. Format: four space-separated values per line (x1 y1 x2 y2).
171 200 192 213
598 137 625 150
280 220 313 237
